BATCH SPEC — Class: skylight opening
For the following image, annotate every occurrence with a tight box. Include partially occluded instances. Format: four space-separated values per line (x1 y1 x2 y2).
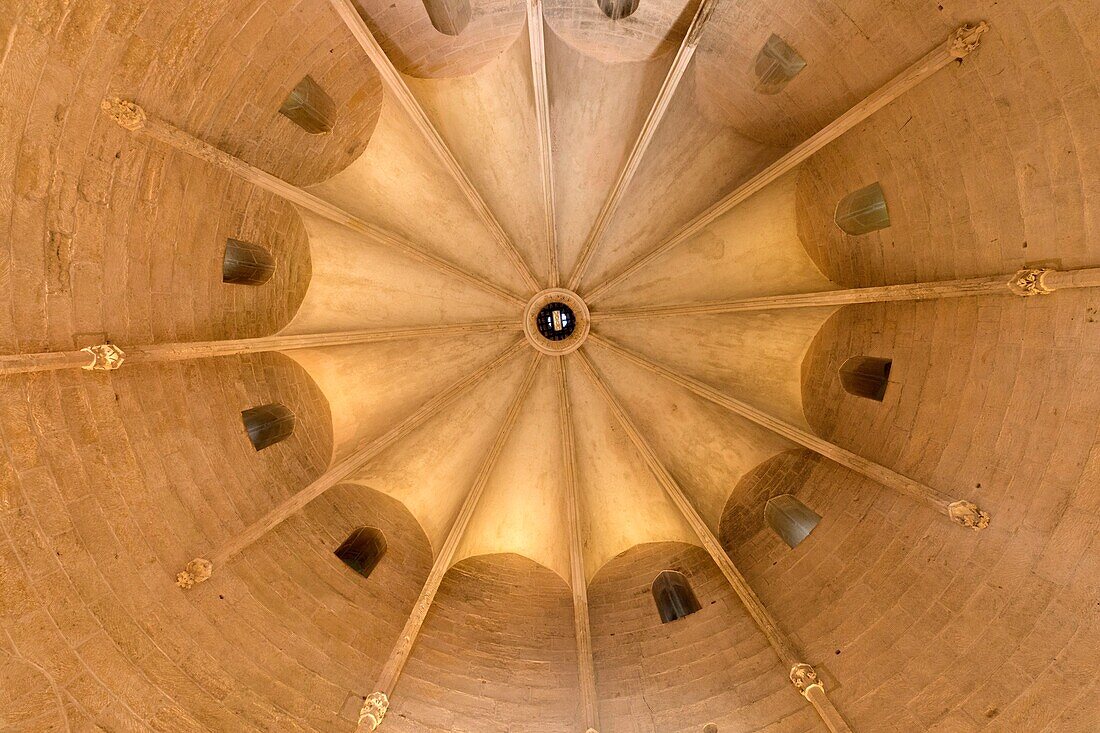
536 302 577 341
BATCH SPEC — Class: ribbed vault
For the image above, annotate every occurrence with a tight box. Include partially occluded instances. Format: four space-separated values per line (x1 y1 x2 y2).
1 1 1098 732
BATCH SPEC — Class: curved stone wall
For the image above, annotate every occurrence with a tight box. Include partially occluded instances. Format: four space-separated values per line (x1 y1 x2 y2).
588 542 819 732
719 448 823 548
780 7 1100 722
784 292 1100 729
544 0 695 63
388 553 582 731
354 0 525 78
793 4 1100 286
0 0 391 352
0 353 407 731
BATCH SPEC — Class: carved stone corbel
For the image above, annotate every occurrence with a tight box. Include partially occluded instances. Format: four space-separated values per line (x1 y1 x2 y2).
175 558 213 589
357 692 389 731
947 500 991 530
790 663 824 697
80 344 125 371
950 22 990 59
100 97 148 132
1009 268 1054 297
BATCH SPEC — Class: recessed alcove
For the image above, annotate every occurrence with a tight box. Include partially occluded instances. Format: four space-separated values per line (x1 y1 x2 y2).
834 182 891 235
839 356 893 401
764 494 821 548
651 570 702 623
753 34 806 94
222 238 276 285
423 0 472 36
241 403 296 451
335 527 388 578
279 75 336 135
597 0 641 20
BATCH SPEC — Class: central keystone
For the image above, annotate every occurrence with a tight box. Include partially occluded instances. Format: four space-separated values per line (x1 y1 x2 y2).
523 288 590 355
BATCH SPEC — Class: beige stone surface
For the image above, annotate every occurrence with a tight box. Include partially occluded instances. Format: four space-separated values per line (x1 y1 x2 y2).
1 0 1098 731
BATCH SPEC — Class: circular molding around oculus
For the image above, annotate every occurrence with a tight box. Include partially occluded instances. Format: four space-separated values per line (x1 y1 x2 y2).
524 289 590 355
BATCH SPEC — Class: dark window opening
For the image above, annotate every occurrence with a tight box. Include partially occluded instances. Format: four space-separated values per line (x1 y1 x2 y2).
597 0 639 20
222 238 275 286
835 182 891 235
839 356 892 401
423 0 472 36
753 35 806 94
652 570 701 624
241 403 295 451
335 527 387 579
279 75 336 135
536 302 576 341
765 494 821 549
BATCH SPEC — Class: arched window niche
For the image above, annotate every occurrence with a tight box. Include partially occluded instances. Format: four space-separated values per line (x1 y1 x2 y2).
335 527 387 579
222 238 275 285
241 403 295 451
423 0 472 36
279 75 336 135
651 570 701 624
839 356 893 401
753 34 806 94
764 494 821 549
597 0 640 20
835 182 891 235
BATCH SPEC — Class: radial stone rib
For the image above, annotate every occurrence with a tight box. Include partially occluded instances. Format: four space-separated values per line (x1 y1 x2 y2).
566 0 719 291
527 0 560 287
557 357 601 731
174 339 529 589
574 348 854 733
357 353 543 732
585 22 990 304
588 266 1100 322
588 334 990 530
326 0 541 293
99 98 524 307
0 322 524 376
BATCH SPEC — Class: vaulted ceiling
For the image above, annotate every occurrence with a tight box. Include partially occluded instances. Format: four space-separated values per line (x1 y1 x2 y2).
1 1 1098 732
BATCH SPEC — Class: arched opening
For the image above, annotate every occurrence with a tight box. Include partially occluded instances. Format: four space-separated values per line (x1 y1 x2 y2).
651 570 701 623
335 527 387 579
241 403 295 451
753 34 806 94
422 0 472 36
839 356 893 401
834 182 891 235
222 238 275 285
279 75 336 135
764 494 821 548
597 0 640 20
